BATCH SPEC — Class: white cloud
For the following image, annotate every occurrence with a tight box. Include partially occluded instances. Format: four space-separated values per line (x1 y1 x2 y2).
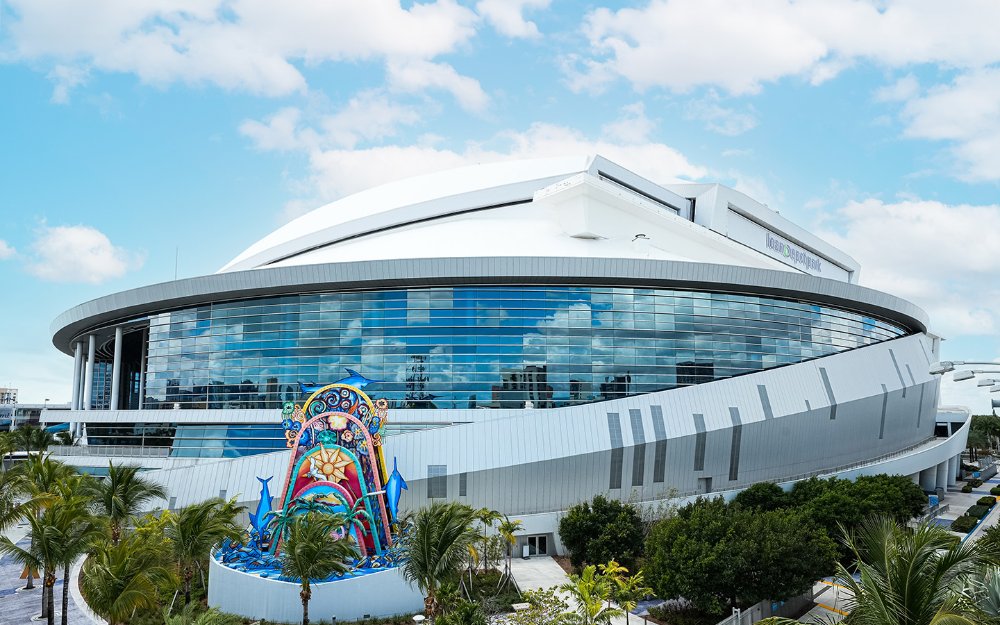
5 0 479 98
26 225 144 284
574 0 1000 95
875 74 920 103
600 102 655 143
685 91 758 136
239 92 420 153
47 65 89 104
899 68 1000 181
386 59 489 113
0 240 15 259
243 102 706 208
476 0 551 39
818 198 1000 339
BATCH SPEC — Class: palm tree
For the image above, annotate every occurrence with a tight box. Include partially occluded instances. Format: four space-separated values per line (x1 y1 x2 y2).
766 517 986 625
0 504 69 625
965 566 1000 622
474 507 502 572
16 425 56 453
54 476 102 625
497 515 522 579
280 512 358 625
610 569 653 613
89 462 167 543
19 453 74 621
80 533 177 625
164 497 245 605
54 430 76 447
0 467 35 531
560 565 625 625
0 430 15 470
21 453 75 500
399 501 479 616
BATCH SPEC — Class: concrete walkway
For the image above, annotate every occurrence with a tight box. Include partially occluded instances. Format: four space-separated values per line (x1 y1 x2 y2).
508 555 570 592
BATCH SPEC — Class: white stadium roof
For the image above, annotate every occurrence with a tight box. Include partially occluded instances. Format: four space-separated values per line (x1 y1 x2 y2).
219 154 859 283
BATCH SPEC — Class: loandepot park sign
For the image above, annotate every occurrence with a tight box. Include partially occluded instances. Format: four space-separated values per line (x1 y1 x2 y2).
766 232 823 273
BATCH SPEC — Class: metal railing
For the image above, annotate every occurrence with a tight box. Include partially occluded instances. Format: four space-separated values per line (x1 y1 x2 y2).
47 444 171 458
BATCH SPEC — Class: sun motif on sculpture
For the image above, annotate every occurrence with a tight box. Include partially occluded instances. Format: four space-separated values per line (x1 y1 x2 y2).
307 445 352 483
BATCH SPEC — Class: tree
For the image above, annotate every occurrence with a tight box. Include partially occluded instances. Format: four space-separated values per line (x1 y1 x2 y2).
279 512 358 625
399 501 479 615
768 518 986 625
89 462 167 543
53 476 103 625
731 482 787 512
613 570 654 612
644 497 837 613
16 425 56 453
164 497 245 605
498 516 523 579
558 495 644 571
19 453 75 621
560 565 625 625
0 431 16 469
966 566 1000 623
1 512 58 625
80 533 177 625
475 507 502 572
979 524 1000 564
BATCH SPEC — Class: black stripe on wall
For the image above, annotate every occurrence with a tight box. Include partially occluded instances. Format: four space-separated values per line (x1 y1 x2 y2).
819 367 837 420
693 413 706 471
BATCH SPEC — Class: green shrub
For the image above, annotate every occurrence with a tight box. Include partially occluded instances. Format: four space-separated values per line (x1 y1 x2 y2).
648 603 723 625
991 486 1000 496
967 478 984 487
962 484 974 493
559 495 645 570
951 515 978 534
978 496 997 507
966 505 990 519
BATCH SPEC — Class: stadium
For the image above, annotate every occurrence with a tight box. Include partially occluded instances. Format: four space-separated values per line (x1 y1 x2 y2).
47 154 969 555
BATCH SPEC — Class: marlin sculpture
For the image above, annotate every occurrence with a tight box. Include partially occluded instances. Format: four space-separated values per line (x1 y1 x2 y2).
299 369 381 394
385 457 408 521
248 476 274 541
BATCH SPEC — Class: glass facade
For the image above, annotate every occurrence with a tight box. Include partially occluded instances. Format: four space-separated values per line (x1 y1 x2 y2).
99 285 908 412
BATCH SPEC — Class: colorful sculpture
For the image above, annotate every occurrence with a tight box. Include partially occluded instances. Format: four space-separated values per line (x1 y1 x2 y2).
217 375 406 579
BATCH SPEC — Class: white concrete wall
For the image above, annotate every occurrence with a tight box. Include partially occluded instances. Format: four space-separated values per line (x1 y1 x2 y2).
207 556 423 623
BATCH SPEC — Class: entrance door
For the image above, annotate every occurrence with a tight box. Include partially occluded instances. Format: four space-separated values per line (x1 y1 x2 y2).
527 534 548 556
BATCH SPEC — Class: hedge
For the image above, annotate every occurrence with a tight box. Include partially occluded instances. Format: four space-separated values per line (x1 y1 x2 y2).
966 505 990 519
991 486 1000 496
962 484 974 493
951 515 978 534
967 478 984 487
978 496 997 507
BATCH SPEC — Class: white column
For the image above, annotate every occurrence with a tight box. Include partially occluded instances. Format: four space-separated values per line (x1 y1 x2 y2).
83 334 96 411
919 466 936 491
936 461 948 493
137 328 147 410
109 327 123 410
948 456 959 487
70 342 83 411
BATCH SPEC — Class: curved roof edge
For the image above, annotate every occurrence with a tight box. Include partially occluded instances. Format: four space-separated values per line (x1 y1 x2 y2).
51 257 929 355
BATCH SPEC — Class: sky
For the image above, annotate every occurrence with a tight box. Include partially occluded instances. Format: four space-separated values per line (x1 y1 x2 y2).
1 0 999 411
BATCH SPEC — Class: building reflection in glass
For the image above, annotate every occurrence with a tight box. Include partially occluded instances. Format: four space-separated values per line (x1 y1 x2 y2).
93 286 908 411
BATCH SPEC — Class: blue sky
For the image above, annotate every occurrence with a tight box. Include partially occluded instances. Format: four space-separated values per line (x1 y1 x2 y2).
1 0 999 410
